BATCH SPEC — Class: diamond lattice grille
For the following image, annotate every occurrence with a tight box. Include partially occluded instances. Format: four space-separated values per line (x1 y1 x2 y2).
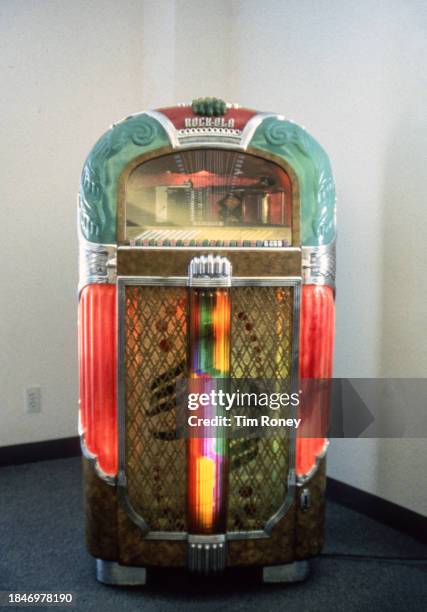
124 286 188 532
227 286 293 532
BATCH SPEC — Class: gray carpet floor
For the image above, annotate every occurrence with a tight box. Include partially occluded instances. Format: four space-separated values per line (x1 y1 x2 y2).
1 457 426 611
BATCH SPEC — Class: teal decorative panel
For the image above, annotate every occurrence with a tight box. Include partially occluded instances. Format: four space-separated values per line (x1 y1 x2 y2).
79 114 170 244
248 117 336 246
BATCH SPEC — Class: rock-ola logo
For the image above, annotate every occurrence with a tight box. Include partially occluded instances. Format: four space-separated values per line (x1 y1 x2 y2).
184 117 235 128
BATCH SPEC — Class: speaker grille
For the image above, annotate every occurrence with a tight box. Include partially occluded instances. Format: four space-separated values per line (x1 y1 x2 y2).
228 286 293 531
124 285 188 532
123 285 294 534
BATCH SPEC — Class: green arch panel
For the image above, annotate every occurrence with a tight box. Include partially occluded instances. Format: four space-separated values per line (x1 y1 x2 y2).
79 114 170 244
248 117 336 246
79 112 336 247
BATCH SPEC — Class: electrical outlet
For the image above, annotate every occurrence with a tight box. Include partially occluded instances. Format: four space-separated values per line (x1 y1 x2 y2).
25 386 42 413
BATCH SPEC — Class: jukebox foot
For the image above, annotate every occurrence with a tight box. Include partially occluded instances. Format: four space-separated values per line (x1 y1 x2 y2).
262 561 310 584
96 559 147 586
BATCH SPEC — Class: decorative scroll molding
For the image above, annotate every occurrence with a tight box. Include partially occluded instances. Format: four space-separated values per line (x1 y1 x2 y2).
302 240 336 289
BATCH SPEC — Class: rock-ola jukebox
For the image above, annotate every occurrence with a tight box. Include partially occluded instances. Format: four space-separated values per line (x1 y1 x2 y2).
78 98 336 584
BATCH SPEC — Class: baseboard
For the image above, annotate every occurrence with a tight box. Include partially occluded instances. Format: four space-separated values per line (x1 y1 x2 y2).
327 476 427 545
1 437 425 545
0 436 80 467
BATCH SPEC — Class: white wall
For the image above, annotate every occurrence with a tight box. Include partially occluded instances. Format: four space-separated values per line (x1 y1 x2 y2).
0 0 145 445
232 0 427 517
1 0 426 515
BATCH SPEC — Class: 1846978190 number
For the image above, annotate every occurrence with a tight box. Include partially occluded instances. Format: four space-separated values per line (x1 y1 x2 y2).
5 592 73 605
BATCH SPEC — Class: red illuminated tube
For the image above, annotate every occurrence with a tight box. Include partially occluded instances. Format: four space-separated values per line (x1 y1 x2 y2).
78 284 118 477
297 285 335 477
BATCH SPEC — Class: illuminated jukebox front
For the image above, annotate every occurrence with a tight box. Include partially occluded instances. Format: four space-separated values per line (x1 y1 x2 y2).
78 98 336 585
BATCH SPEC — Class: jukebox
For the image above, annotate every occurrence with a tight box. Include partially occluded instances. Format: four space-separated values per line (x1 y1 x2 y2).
78 98 336 584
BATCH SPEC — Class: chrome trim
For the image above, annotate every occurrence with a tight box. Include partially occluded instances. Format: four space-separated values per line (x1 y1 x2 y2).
143 531 187 541
262 278 300 537
227 530 267 541
186 278 231 288
188 534 227 574
144 110 180 149
117 474 150 535
240 112 284 150
263 560 310 583
117 275 302 288
80 434 96 461
120 276 188 287
227 472 297 540
119 246 301 253
302 240 336 289
232 276 301 286
179 140 244 150
188 254 232 287
94 463 117 486
77 409 84 438
177 127 242 148
296 440 330 485
80 435 117 486
96 559 147 586
78 239 116 292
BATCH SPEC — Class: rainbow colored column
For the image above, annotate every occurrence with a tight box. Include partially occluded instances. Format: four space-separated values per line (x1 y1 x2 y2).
187 257 231 534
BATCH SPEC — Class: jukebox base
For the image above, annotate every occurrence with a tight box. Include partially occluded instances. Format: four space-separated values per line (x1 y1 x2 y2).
262 560 310 583
95 558 309 586
96 559 147 586
84 456 327 576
